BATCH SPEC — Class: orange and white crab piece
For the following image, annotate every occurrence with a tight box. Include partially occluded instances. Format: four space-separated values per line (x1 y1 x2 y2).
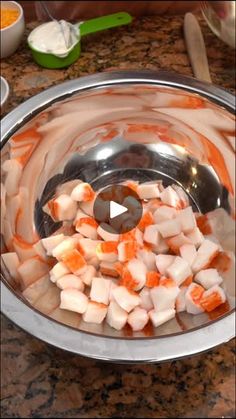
100 261 119 278
139 287 154 311
143 224 160 245
172 185 189 208
200 285 226 312
155 254 175 275
137 182 160 200
185 282 205 314
127 307 149 331
96 241 118 262
153 206 177 224
137 211 154 232
149 308 176 327
43 194 77 222
166 256 192 286
166 233 192 254
60 289 88 313
126 258 147 290
97 223 119 241
56 274 85 292
82 301 108 324
179 244 197 266
186 227 204 248
90 276 111 305
137 248 156 271
75 217 98 240
106 300 128 330
150 279 180 312
112 286 140 312
191 239 220 273
146 271 160 288
61 248 87 275
159 186 181 208
71 182 95 202
117 241 137 262
158 218 182 239
41 234 65 256
176 206 197 233
78 238 101 259
50 261 70 282
175 286 188 312
80 265 97 286
195 268 223 289
52 237 78 260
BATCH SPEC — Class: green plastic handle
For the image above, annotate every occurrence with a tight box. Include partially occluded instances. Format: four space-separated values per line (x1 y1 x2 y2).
79 12 132 37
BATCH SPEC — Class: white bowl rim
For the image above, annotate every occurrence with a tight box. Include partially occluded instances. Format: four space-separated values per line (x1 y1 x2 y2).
0 0 23 32
0 76 10 107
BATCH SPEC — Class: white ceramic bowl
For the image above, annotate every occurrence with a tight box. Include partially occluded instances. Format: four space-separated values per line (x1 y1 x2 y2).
0 76 10 111
0 1 25 58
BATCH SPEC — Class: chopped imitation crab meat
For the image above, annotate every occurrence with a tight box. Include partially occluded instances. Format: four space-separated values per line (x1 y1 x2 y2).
149 308 176 327
200 285 226 312
18 178 229 331
106 301 128 330
56 274 85 291
127 307 149 331
112 286 140 312
192 239 220 273
60 289 88 314
195 269 223 289
71 182 95 202
82 301 108 324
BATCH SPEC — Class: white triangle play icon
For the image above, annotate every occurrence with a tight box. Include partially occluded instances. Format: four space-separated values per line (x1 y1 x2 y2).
110 201 128 219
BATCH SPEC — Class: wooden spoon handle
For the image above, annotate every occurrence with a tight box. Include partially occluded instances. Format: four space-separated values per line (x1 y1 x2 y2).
184 13 212 83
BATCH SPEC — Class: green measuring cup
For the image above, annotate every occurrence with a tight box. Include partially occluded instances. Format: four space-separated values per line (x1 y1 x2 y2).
28 12 132 69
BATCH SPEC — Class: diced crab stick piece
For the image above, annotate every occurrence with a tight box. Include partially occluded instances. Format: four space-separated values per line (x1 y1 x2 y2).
160 186 181 208
100 261 119 278
192 239 220 273
137 249 156 271
146 271 161 288
33 240 47 260
180 244 197 266
52 237 78 260
175 286 187 312
186 227 204 248
1 252 21 282
88 255 100 269
73 208 88 225
50 261 70 283
119 268 138 290
200 285 226 312
143 224 160 245
137 211 154 232
41 234 65 256
176 207 196 233
127 258 147 291
96 241 118 262
109 281 119 302
56 274 85 291
152 235 169 254
166 233 192 254
134 228 143 246
17 256 49 289
139 287 154 311
137 182 160 200
106 301 128 330
153 206 177 224
149 308 176 327
155 254 176 275
79 198 96 218
82 301 108 324
78 238 101 259
127 307 149 331
2 159 22 196
117 241 137 262
80 265 96 286
61 249 87 275
22 274 51 305
97 223 119 241
112 286 140 312
166 256 192 286
90 277 111 305
185 283 205 314
195 269 223 289
60 289 88 314
43 194 77 222
150 282 180 312
75 217 98 240
56 179 82 196
158 219 182 238
71 182 95 202
172 184 189 208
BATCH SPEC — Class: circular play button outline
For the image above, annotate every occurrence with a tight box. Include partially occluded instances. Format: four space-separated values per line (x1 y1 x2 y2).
93 184 143 234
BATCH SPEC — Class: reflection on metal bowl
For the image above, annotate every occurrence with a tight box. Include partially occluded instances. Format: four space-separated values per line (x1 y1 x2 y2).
1 71 235 363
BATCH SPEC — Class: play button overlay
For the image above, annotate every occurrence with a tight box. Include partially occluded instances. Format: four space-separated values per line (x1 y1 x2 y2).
110 201 128 219
93 184 143 234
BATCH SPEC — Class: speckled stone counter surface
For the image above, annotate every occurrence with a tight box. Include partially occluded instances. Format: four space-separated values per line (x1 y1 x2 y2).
1 15 235 418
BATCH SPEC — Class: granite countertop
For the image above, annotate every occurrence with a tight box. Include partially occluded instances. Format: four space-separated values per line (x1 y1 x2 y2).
1 15 235 418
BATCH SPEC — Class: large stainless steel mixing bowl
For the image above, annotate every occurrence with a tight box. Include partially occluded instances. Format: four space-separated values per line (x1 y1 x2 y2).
1 71 235 362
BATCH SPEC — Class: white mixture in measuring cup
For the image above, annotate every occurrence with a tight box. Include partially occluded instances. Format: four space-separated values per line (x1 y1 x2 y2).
28 20 80 57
